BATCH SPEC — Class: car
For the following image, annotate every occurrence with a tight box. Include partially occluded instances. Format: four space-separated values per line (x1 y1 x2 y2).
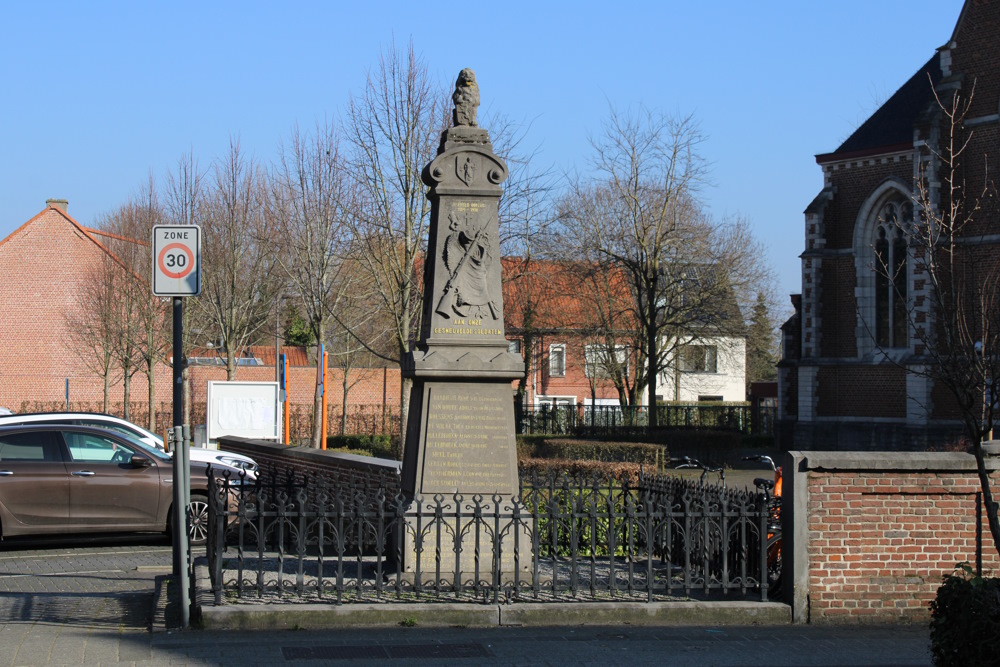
0 412 258 478
0 424 246 544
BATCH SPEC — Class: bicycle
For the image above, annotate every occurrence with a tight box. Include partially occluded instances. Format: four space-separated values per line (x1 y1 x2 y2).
672 455 726 488
743 455 783 597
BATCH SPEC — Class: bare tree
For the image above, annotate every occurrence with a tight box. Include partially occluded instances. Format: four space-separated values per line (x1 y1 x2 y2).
66 253 121 411
881 80 1000 555
558 106 768 431
269 121 364 447
572 260 645 409
122 177 170 432
194 139 280 380
343 40 448 433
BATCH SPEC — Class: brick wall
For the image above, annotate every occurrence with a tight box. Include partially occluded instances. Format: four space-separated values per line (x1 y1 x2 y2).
785 451 1000 623
816 365 906 419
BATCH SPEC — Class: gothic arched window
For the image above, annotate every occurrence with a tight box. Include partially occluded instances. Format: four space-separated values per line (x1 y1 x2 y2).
872 201 911 349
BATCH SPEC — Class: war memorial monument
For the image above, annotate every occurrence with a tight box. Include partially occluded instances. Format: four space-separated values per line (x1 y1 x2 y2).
399 69 526 577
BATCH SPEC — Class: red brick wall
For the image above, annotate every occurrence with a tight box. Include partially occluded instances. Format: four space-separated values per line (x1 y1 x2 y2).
788 451 1000 623
525 333 623 404
817 256 858 359
816 365 906 418
950 0 1000 121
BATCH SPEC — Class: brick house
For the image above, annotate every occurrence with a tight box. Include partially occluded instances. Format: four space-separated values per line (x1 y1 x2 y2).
503 259 746 409
0 199 172 412
780 0 1000 450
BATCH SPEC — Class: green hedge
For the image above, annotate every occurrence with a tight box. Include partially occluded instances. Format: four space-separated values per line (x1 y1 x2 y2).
930 563 1000 666
325 434 397 460
517 437 664 465
518 458 644 486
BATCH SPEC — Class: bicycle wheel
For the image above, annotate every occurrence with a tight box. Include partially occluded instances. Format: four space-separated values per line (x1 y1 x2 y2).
766 532 783 598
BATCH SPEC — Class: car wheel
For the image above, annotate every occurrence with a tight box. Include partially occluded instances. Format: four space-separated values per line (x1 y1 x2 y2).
188 494 209 546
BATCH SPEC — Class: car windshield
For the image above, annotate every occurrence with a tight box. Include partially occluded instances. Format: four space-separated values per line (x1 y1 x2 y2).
116 431 171 461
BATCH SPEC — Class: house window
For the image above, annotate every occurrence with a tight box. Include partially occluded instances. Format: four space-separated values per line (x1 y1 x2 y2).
680 345 718 373
584 344 628 379
508 339 521 354
549 344 566 377
874 202 910 349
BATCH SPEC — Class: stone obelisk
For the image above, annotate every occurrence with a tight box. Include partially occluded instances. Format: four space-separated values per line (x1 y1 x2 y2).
401 68 524 501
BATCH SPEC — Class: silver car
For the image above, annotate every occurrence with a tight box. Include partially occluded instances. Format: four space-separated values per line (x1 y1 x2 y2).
0 412 257 478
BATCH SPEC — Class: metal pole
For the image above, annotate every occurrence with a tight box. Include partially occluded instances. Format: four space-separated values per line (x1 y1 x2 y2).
174 426 190 628
181 423 191 628
170 298 191 628
172 298 183 576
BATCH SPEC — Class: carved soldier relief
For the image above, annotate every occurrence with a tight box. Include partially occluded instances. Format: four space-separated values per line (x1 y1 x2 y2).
436 203 499 320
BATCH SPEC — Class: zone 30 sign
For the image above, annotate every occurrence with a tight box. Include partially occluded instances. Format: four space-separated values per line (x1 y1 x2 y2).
152 225 201 296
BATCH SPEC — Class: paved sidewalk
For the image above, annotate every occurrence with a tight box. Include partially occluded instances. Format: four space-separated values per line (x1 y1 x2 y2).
0 539 934 666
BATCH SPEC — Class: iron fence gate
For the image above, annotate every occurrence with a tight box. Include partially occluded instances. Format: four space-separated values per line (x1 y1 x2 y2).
207 468 775 605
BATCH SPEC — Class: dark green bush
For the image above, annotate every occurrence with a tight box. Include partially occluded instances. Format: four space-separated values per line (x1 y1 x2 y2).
517 437 664 465
325 434 397 460
518 458 643 486
929 563 1000 666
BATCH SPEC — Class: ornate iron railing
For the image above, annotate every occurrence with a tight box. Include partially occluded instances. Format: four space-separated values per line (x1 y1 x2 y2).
206 469 774 605
514 403 776 437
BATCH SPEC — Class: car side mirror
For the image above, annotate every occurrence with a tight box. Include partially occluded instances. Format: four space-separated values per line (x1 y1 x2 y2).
130 455 153 468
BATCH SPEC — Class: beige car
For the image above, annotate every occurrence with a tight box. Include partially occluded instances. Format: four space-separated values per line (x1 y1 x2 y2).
0 424 244 544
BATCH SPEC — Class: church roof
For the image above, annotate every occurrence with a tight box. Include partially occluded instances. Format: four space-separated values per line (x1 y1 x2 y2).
816 55 942 163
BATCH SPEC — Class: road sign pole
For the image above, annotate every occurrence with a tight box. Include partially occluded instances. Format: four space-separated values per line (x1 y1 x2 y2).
154 225 198 628
172 297 185 578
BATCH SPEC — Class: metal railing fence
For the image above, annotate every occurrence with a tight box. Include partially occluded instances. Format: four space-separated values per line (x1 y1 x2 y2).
206 468 774 605
514 403 776 437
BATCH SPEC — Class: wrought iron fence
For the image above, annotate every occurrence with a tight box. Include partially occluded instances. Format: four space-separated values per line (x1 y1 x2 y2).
206 468 775 605
514 403 776 437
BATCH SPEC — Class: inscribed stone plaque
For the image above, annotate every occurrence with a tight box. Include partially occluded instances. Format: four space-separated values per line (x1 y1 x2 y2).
418 382 517 495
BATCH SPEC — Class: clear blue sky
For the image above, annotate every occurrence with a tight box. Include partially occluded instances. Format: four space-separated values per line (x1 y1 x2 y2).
0 1 964 305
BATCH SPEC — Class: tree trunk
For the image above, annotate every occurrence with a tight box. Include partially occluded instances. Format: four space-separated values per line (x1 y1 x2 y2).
646 326 658 432
146 360 156 433
103 371 110 413
123 371 132 421
341 370 349 436
973 443 1000 559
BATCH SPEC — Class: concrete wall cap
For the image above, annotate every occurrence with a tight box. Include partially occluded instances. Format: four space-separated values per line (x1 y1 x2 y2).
787 449 999 472
218 436 402 473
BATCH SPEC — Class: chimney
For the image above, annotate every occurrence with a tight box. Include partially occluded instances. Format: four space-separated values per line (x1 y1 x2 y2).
46 198 68 213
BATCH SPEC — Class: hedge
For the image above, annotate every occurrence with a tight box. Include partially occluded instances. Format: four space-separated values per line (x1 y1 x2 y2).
929 563 1000 666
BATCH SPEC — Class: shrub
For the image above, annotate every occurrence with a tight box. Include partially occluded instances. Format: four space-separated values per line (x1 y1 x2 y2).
518 458 644 486
325 434 397 460
526 438 663 465
929 563 1000 667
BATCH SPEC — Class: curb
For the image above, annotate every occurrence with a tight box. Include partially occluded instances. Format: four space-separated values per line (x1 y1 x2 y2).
199 600 791 630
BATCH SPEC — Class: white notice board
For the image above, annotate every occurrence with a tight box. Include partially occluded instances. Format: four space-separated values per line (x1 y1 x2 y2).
206 381 281 442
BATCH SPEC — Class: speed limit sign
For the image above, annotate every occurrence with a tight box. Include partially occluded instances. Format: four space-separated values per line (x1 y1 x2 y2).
152 225 201 296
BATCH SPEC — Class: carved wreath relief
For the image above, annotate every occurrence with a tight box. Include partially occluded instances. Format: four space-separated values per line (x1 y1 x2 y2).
435 202 499 321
